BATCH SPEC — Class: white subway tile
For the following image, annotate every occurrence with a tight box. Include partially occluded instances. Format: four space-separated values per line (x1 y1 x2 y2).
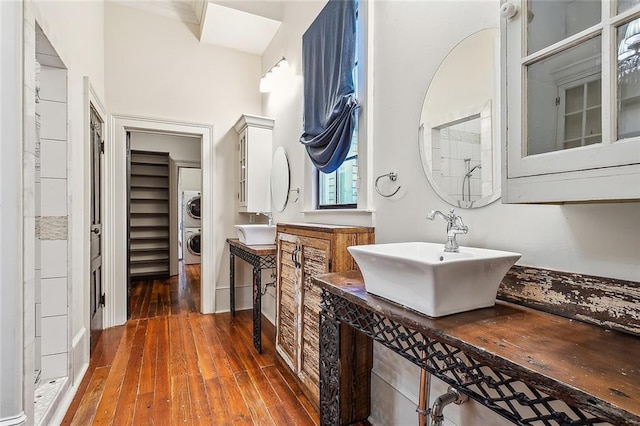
432 148 441 171
24 216 35 283
441 159 451 177
41 353 68 380
41 315 67 355
23 153 36 217
41 240 67 278
35 302 42 337
35 337 41 364
451 159 466 177
39 100 66 141
472 143 481 161
35 270 42 303
441 140 450 158
35 237 41 270
39 67 67 102
458 141 473 160
35 182 41 215
24 49 36 92
41 277 67 317
40 139 67 179
25 109 37 155
40 178 66 217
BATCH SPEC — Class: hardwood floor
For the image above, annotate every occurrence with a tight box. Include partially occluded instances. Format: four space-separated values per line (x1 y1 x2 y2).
62 263 319 425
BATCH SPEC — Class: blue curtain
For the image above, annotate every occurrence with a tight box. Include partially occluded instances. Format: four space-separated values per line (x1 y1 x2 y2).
300 0 358 174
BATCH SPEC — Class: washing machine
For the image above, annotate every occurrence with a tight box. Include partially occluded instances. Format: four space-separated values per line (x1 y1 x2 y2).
182 191 201 228
184 228 201 265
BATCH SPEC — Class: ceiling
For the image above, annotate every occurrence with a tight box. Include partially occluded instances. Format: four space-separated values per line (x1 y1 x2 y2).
114 0 284 55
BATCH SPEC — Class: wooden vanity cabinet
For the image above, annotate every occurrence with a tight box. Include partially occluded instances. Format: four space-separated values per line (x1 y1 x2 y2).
275 223 374 422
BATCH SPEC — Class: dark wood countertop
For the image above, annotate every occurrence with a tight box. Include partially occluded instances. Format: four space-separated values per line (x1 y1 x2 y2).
226 238 276 255
312 270 640 425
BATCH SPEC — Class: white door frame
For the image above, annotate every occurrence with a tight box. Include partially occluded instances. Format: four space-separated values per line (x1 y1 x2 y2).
106 115 215 327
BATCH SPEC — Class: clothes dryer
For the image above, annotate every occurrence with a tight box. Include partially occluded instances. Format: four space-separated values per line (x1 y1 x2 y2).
182 191 201 228
184 228 201 265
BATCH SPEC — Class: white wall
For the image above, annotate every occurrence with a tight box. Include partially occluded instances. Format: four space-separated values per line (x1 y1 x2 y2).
16 0 105 423
130 132 201 163
104 1 263 313
263 1 640 425
180 167 202 192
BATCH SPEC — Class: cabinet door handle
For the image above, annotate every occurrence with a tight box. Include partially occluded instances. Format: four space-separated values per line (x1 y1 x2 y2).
292 247 300 268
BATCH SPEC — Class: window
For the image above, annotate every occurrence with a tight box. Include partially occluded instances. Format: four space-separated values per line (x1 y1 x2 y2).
318 121 358 207
556 76 602 151
318 2 360 209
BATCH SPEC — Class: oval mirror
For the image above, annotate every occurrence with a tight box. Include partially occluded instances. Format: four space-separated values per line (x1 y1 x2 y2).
419 28 501 209
271 147 290 212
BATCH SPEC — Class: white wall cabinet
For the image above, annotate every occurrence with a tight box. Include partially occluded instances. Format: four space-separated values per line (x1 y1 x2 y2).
233 114 274 213
502 0 640 203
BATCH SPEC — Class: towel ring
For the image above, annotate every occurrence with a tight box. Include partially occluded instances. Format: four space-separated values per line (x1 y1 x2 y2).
375 172 401 197
289 187 300 203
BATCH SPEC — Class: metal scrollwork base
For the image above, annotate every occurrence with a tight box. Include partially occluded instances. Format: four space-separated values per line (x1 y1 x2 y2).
319 309 341 426
319 289 607 426
229 243 276 354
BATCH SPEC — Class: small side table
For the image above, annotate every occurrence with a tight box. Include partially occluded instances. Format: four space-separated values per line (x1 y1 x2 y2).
227 238 276 353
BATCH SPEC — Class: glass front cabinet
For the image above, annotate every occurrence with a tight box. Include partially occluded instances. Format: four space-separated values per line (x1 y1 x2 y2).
502 0 640 203
233 114 274 213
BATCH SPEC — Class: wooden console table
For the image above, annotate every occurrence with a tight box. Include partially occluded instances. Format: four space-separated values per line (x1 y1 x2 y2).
227 238 276 353
314 271 640 426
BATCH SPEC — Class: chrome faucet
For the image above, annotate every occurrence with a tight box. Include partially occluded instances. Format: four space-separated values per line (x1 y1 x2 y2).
257 211 273 226
426 208 468 253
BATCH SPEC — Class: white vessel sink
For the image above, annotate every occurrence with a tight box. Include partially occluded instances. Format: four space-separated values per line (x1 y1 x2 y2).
235 224 276 245
348 242 521 317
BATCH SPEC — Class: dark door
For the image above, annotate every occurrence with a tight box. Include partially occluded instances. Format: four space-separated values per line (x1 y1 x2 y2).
89 106 105 352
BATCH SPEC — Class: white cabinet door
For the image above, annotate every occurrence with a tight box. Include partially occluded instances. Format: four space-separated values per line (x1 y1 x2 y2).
503 0 640 203
233 114 274 212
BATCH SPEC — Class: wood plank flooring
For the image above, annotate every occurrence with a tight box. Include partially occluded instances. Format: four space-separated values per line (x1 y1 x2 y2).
62 263 319 425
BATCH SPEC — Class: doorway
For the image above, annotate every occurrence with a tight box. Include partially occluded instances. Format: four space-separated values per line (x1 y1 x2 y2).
107 116 215 327
117 126 212 325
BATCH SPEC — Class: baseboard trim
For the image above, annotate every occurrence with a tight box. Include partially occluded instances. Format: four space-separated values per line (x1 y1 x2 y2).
0 413 27 426
71 327 88 385
47 362 89 426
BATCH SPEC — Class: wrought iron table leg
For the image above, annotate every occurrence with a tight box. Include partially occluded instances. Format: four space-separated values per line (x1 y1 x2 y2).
320 309 341 426
253 265 262 353
230 252 235 316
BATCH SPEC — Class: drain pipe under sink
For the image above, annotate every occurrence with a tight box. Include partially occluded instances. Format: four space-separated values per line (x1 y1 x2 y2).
417 363 468 426
430 386 468 426
417 367 430 426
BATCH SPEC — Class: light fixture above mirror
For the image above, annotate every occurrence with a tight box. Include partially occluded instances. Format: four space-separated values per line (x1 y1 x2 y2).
260 57 289 93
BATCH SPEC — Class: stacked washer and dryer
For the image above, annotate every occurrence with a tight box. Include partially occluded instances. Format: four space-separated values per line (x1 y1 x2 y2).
182 191 201 264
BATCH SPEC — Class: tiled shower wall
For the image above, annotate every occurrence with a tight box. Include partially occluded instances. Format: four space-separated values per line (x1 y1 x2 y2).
36 63 69 381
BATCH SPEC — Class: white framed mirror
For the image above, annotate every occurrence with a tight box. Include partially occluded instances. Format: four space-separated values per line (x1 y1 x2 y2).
271 147 290 212
419 28 501 209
